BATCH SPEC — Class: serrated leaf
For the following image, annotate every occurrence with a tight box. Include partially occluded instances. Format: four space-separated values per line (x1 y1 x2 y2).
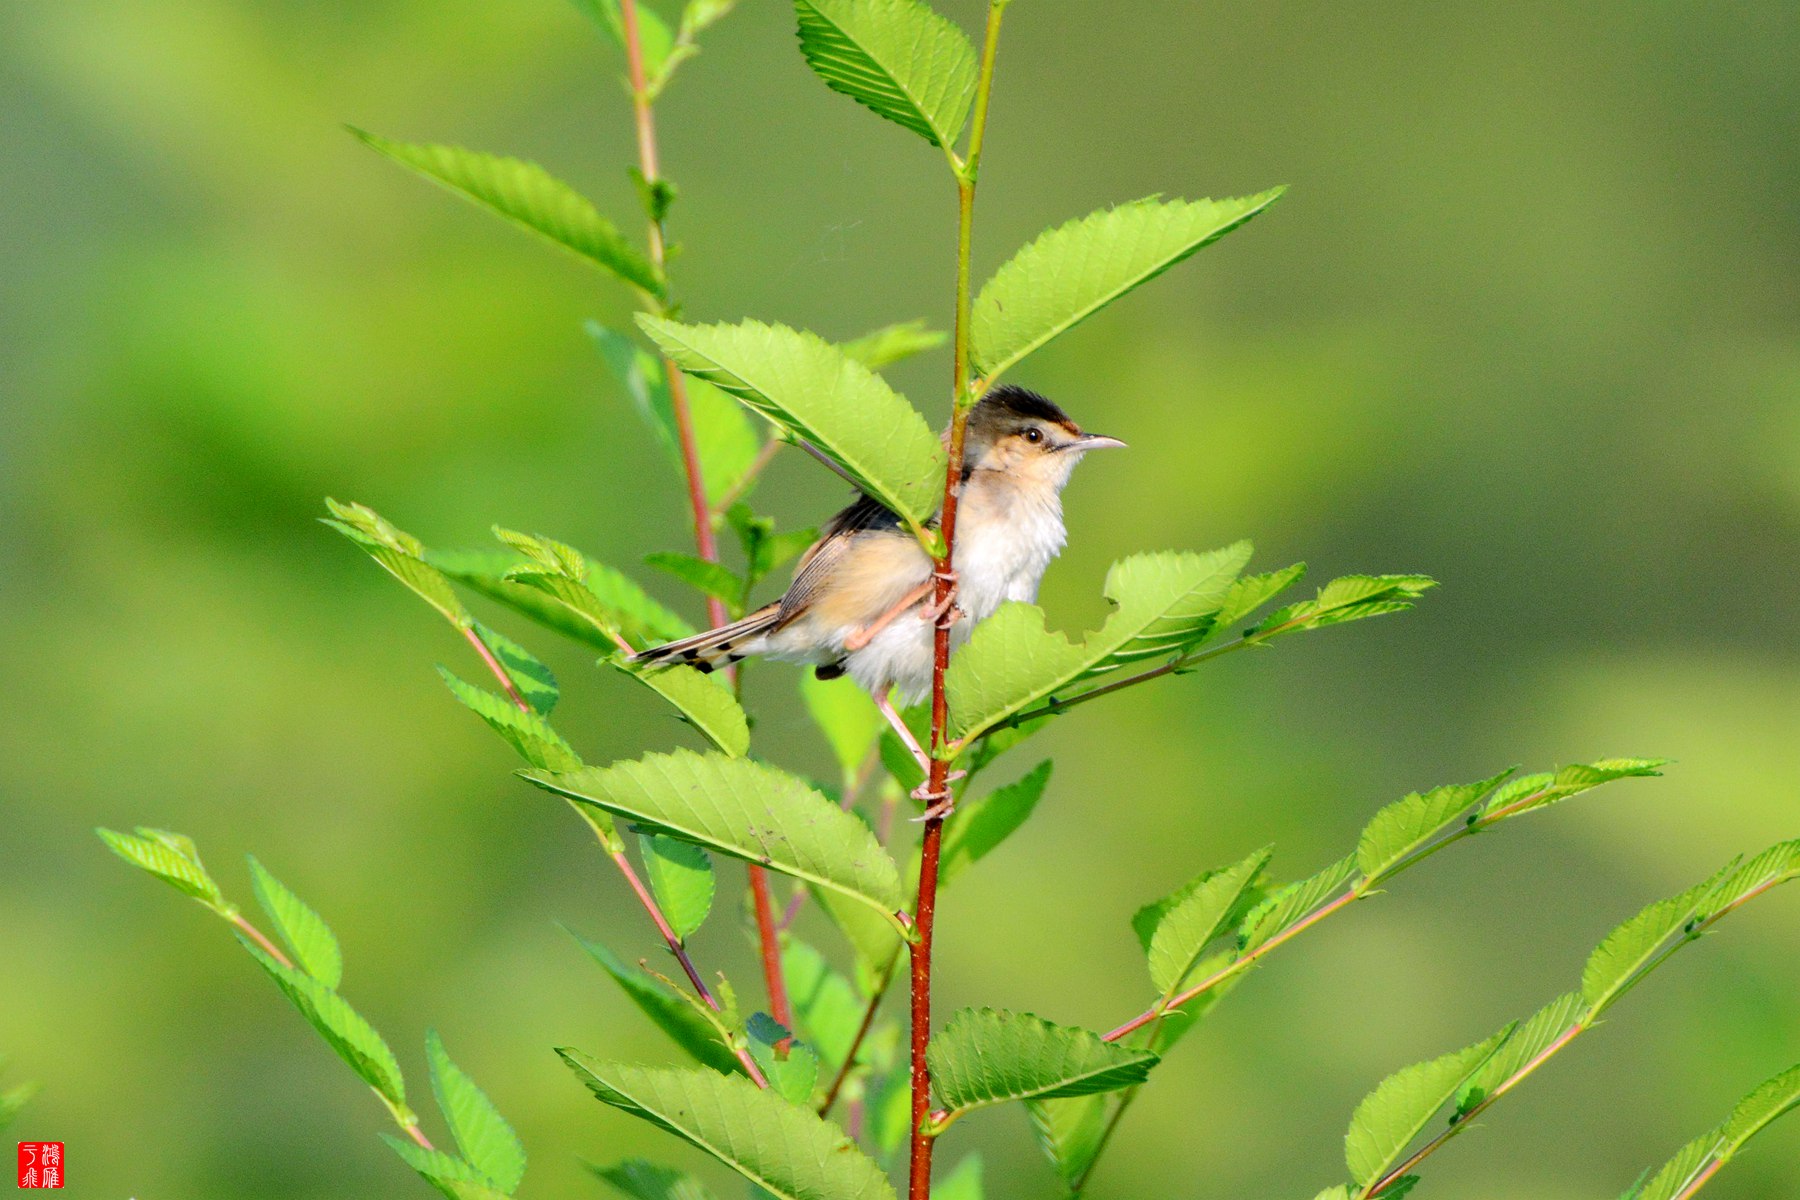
639 834 715 940
1251 574 1437 639
1581 879 1715 1016
426 1031 526 1193
971 193 1284 381
572 934 744 1075
246 857 343 989
644 552 742 606
496 528 691 651
947 544 1252 741
1142 848 1271 995
746 1014 819 1105
589 1158 720 1200
1208 562 1308 635
782 939 867 1070
1720 1062 1800 1159
352 131 660 294
1238 854 1357 953
98 827 227 909
812 885 905 984
383 1133 507 1200
472 621 558 714
1456 990 1586 1117
1026 1095 1109 1189
1482 758 1667 821
615 660 751 756
527 750 904 923
1355 770 1514 881
1626 1130 1722 1200
1344 1025 1514 1188
430 548 693 652
1697 839 1800 922
638 316 945 531
590 324 760 508
240 938 406 1107
560 1056 896 1200
839 319 946 369
793 0 977 148
439 667 582 772
325 499 471 629
941 761 1052 885
928 1009 1158 1116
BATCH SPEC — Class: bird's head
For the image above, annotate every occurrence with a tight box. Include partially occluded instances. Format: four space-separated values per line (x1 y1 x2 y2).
961 385 1125 492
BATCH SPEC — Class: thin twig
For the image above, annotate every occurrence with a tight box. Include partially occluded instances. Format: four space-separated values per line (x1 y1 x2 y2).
462 625 531 711
818 952 902 1117
709 437 783 518
615 0 791 1031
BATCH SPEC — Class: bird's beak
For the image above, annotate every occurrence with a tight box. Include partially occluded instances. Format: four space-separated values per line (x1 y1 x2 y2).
1070 432 1127 451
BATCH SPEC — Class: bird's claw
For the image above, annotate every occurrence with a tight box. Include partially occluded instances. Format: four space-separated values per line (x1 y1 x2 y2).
909 771 966 821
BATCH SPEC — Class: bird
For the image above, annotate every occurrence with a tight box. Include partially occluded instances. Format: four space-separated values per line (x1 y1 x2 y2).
632 385 1123 808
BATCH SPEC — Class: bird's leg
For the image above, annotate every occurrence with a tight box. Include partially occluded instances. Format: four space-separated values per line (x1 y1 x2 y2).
843 580 935 652
917 568 961 626
871 689 965 816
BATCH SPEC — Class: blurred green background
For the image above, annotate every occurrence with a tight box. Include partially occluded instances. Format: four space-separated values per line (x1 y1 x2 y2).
4 0 1798 1196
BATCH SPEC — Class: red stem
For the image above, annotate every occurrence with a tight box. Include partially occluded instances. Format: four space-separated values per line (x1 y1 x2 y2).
1672 1156 1726 1200
817 953 900 1116
615 0 791 1032
462 626 530 711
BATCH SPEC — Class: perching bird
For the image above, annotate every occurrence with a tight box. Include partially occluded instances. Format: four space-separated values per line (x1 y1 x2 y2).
633 385 1123 794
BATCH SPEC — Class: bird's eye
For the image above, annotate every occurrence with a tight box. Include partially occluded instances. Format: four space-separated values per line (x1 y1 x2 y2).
1023 427 1043 444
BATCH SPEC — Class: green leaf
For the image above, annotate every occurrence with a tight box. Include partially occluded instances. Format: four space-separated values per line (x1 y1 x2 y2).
782 939 868 1070
1250 574 1437 640
1355 769 1514 881
638 834 715 941
560 1056 896 1200
351 131 661 294
571 933 744 1075
571 0 676 78
928 1009 1158 1116
971 192 1284 381
941 760 1052 885
98 826 228 910
1482 758 1667 821
1344 1024 1514 1188
1581 879 1715 1016
1697 839 1800 922
1456 990 1586 1117
1720 1062 1800 1159
1141 847 1271 995
947 544 1253 741
432 546 694 650
590 324 761 509
324 499 470 629
793 0 977 149
589 1158 720 1200
935 1154 984 1200
614 660 752 757
680 0 737 38
1626 1131 1721 1200
812 885 905 986
800 673 886 788
472 622 558 714
1026 1095 1110 1190
527 750 904 924
1207 563 1308 635
240 938 406 1108
839 319 947 370
426 1030 526 1193
383 1133 508 1200
746 1014 819 1105
246 857 343 989
644 552 742 606
1238 854 1356 953
637 316 945 532
439 667 583 772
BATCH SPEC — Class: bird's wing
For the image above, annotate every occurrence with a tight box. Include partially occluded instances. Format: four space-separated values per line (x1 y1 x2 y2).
776 494 905 626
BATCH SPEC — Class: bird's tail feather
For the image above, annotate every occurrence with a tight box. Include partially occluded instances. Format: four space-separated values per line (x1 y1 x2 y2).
632 602 782 672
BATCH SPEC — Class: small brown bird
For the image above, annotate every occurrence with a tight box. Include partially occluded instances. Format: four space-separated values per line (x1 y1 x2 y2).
634 385 1123 792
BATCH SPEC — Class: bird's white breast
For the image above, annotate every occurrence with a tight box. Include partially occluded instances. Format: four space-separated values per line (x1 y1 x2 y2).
951 475 1067 620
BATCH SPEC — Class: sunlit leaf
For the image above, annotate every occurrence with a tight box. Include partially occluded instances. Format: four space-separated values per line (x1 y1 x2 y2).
782 938 867 1070
638 833 715 941
1355 769 1514 881
1026 1094 1110 1190
246 857 343 989
644 552 742 607
240 939 406 1108
971 192 1284 381
382 1134 508 1200
1344 1025 1514 1187
1581 879 1716 1016
614 660 751 757
1139 848 1270 995
638 316 945 532
839 319 946 369
1481 758 1667 821
571 934 744 1076
1456 990 1585 1118
438 668 582 772
98 826 228 910
324 499 470 629
471 621 558 714
793 0 978 148
426 1031 526 1193
1250 574 1436 640
352 131 661 294
560 1056 896 1200
928 1009 1158 1116
746 1014 819 1105
1238 854 1356 953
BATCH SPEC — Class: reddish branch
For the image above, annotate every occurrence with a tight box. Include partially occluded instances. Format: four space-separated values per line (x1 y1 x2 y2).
616 0 792 1032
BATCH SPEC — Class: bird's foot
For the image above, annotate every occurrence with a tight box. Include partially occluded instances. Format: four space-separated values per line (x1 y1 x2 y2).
909 772 966 821
918 581 961 626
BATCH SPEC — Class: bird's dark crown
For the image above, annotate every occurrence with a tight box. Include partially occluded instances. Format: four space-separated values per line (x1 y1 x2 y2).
971 385 1078 432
